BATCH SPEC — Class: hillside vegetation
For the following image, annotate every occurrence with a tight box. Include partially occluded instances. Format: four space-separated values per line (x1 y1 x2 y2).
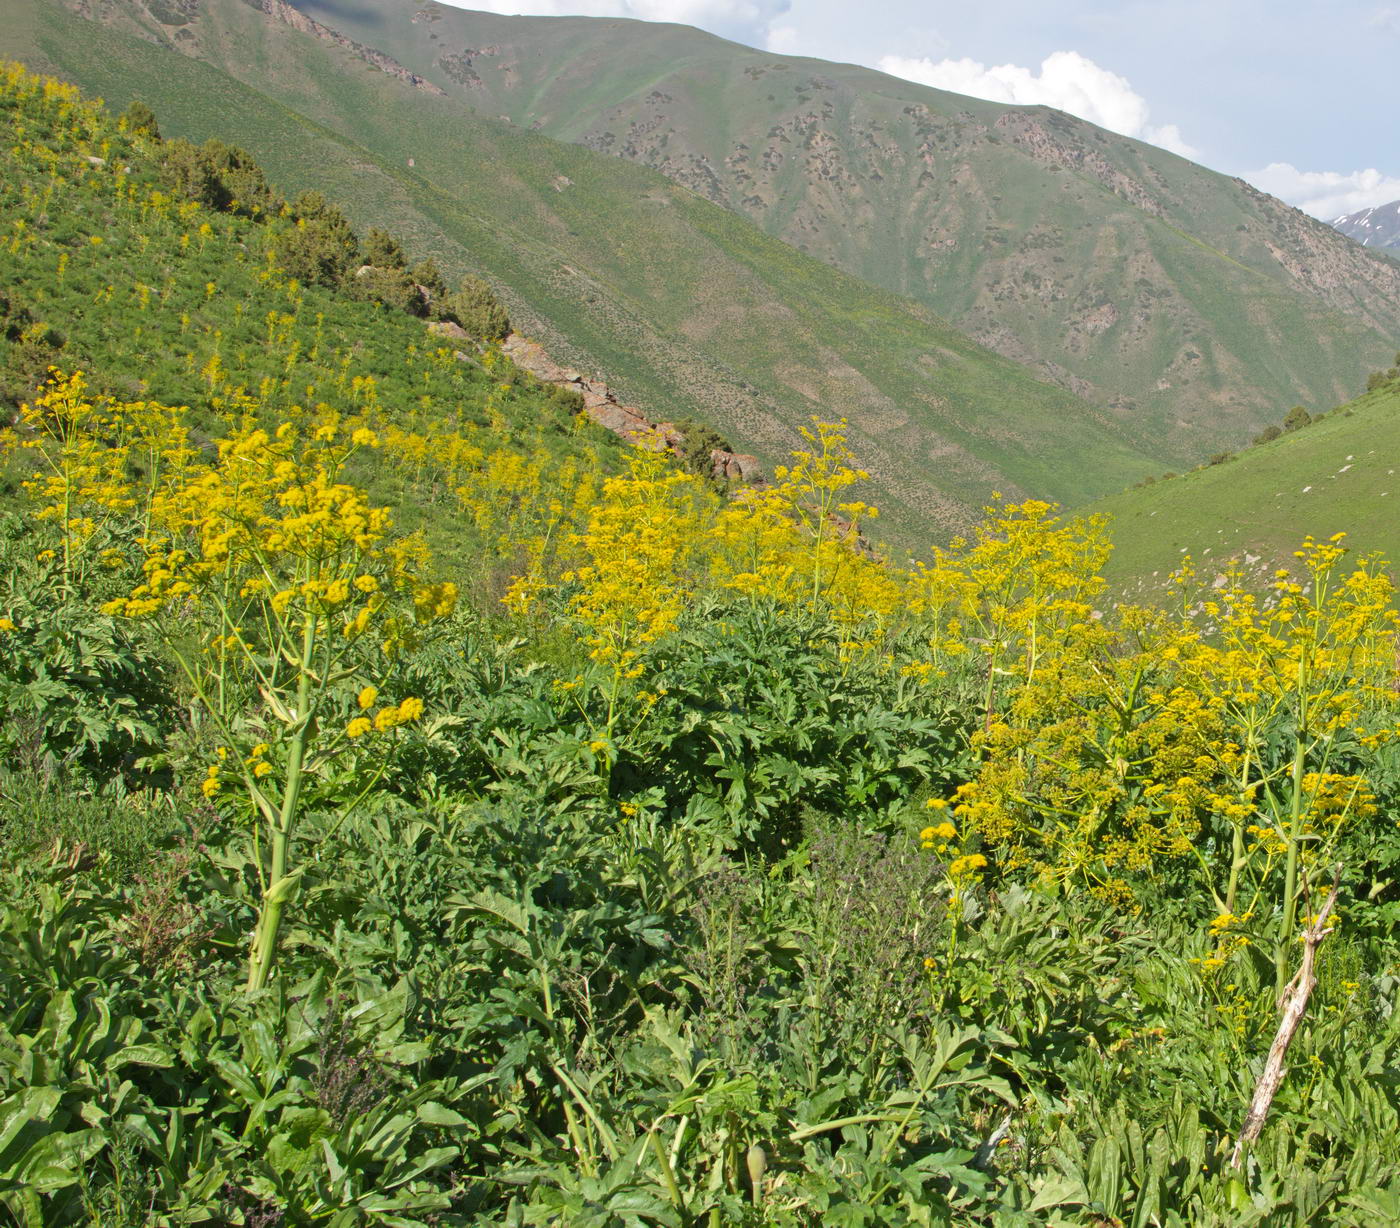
5 66 1400 1226
1094 379 1400 594
0 0 1168 544
235 0 1400 465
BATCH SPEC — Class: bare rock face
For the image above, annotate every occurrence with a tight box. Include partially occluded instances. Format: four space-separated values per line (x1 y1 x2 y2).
499 332 761 480
427 319 471 343
249 0 446 95
711 450 762 482
583 399 662 446
500 334 572 385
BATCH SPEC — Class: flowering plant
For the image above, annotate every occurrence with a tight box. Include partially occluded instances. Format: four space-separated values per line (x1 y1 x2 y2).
103 406 457 988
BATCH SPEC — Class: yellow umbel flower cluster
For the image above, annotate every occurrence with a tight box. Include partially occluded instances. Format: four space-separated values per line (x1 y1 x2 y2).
11 370 194 589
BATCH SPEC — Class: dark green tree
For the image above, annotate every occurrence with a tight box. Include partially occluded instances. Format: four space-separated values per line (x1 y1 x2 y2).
158 139 278 217
363 227 407 270
410 258 449 300
673 419 734 479
158 138 224 210
120 100 160 141
410 258 451 317
352 266 427 316
446 275 510 341
271 192 360 288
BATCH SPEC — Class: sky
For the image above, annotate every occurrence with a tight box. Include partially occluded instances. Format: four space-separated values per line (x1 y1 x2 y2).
446 0 1400 220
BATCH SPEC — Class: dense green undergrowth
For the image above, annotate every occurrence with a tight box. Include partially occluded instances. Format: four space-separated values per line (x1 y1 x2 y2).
3 65 1400 1228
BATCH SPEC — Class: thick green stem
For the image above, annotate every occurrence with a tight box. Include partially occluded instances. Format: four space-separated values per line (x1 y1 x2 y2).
1276 737 1308 994
649 1129 689 1225
246 614 317 992
1226 823 1246 915
1224 744 1256 914
60 459 73 592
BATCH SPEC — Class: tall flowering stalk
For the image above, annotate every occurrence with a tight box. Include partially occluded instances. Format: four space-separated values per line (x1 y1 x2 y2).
11 372 138 589
551 446 703 761
770 418 877 605
105 413 457 989
1189 535 1397 989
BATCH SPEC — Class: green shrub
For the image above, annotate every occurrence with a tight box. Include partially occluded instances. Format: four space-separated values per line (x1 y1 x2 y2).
446 274 511 341
159 137 280 218
352 264 428 316
0 527 175 777
271 189 361 287
672 417 734 478
118 99 160 141
362 226 407 270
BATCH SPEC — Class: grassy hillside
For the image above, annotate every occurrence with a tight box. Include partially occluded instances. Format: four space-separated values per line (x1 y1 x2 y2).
0 0 1168 544
1092 381 1400 593
272 0 1400 464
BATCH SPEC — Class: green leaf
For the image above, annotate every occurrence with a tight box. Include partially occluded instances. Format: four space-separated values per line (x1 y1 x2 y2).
416 1102 468 1127
1027 1177 1090 1213
8 1128 105 1191
109 1042 176 1068
0 1088 61 1161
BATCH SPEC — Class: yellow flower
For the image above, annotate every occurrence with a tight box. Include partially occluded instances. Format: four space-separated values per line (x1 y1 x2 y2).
396 696 424 723
352 428 379 448
346 717 372 738
373 706 400 732
949 853 988 877
0 617 13 633
344 607 372 638
357 685 378 710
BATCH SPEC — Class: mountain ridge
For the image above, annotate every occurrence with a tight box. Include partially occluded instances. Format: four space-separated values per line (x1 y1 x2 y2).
2 0 1168 544
1332 199 1400 250
288 1 1400 458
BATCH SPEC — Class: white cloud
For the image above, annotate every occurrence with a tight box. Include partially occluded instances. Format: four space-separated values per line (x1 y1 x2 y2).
450 0 790 42
1244 163 1400 220
1371 6 1400 34
877 50 1196 158
764 23 801 53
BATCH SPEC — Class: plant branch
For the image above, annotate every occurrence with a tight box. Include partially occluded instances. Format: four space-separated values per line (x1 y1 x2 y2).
1230 865 1341 1170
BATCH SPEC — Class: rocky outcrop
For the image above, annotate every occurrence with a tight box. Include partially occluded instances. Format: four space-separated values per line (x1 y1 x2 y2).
427 319 471 343
500 333 761 483
245 0 446 96
994 111 1166 218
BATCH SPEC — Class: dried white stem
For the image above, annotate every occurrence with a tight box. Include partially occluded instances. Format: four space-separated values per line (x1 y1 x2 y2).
1229 869 1341 1170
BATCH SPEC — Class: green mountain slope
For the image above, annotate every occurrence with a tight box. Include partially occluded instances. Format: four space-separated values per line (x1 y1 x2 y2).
1090 381 1400 593
270 1 1400 464
0 0 1165 543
